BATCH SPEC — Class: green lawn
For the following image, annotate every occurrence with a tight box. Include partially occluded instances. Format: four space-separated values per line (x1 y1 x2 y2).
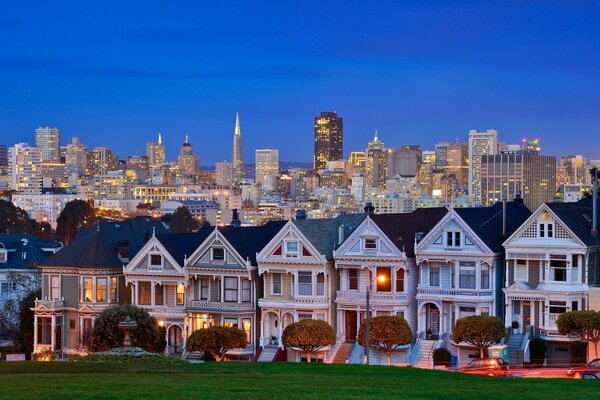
0 361 597 400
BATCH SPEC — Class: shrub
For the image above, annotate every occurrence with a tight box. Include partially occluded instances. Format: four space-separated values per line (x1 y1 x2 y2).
357 316 413 366
90 304 162 353
452 316 505 358
432 348 452 366
528 338 546 367
33 349 57 361
282 319 336 363
186 326 248 362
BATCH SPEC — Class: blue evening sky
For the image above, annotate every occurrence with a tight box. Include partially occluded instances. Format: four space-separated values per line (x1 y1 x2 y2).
1 1 599 164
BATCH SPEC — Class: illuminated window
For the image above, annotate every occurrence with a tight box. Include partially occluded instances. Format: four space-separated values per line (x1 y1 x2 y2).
376 267 391 292
82 277 93 301
139 282 151 305
155 284 164 305
176 283 185 305
96 277 107 302
110 276 118 301
242 318 252 342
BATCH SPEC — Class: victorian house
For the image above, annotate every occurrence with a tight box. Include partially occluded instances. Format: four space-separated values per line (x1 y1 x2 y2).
415 201 530 366
503 198 600 365
256 214 365 362
32 217 170 356
332 208 447 365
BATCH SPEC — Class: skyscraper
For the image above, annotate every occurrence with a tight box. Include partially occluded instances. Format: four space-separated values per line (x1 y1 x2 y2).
8 143 42 194
147 133 166 167
0 144 7 175
87 147 119 176
434 141 449 171
446 141 469 188
35 127 61 162
177 134 200 182
481 141 556 210
255 149 279 191
65 137 87 179
314 111 343 170
365 131 388 188
468 129 498 204
231 113 245 183
215 161 234 187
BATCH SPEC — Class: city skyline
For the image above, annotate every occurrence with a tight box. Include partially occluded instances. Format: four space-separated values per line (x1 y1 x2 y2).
2 2 600 163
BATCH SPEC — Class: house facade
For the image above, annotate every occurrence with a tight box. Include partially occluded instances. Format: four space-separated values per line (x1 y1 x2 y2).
503 198 600 365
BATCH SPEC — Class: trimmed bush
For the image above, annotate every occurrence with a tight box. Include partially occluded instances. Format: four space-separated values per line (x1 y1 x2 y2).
282 319 336 363
357 316 413 366
33 349 57 361
187 326 248 362
433 348 452 366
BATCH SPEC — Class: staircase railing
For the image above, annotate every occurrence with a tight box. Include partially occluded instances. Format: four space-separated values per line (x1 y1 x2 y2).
347 342 364 364
518 331 530 366
253 346 263 362
428 339 438 369
324 335 344 364
408 337 421 366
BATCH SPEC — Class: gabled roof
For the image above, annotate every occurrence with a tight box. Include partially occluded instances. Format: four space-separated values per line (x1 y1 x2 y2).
455 202 532 253
156 229 213 267
546 197 600 247
0 234 62 270
40 217 172 270
218 221 288 265
292 214 367 260
370 208 448 257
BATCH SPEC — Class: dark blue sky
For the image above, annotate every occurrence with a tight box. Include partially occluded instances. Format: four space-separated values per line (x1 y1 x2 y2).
1 1 599 163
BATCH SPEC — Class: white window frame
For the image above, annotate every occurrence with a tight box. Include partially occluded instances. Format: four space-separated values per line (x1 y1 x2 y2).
50 275 61 300
271 273 282 295
364 238 378 251
148 253 164 271
284 241 299 257
538 222 554 238
224 277 238 302
298 271 313 296
211 247 225 261
515 259 528 282
316 273 325 296
445 231 462 248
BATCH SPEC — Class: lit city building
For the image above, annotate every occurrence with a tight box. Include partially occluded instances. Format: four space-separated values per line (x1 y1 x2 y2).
314 111 343 171
8 143 42 194
468 129 498 204
255 149 279 192
146 133 166 167
35 127 61 162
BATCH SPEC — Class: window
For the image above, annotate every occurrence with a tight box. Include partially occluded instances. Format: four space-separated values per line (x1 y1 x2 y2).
515 260 527 281
396 269 405 292
364 238 377 250
150 254 162 269
82 318 93 337
155 284 164 305
110 276 118 301
69 318 76 331
176 283 185 305
539 215 554 238
200 278 209 300
459 306 476 318
96 277 107 302
242 318 252 342
316 273 325 296
430 266 440 286
50 275 60 299
572 301 578 311
348 269 359 290
271 273 282 295
212 248 225 261
376 267 392 292
481 307 490 316
459 263 476 289
446 231 461 247
316 313 325 320
298 271 312 296
549 301 567 315
139 282 151 305
481 265 490 289
224 277 238 302
224 318 238 328
83 277 93 301
37 317 52 345
550 258 567 282
298 313 312 320
242 280 251 302
284 241 299 256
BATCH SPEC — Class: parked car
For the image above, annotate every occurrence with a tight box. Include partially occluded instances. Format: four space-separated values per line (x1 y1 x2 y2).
459 358 510 376
567 359 600 379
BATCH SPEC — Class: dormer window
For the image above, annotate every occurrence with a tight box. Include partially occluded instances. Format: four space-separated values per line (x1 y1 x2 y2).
538 213 554 238
364 238 377 250
446 231 461 248
284 241 299 257
212 248 225 261
149 254 163 270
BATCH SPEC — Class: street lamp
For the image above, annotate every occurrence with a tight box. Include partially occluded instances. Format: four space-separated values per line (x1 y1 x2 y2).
366 273 387 365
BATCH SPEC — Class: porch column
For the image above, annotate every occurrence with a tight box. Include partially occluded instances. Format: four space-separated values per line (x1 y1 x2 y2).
220 276 225 302
50 315 56 351
505 260 510 287
151 282 156 306
237 276 241 304
505 298 512 328
33 315 38 351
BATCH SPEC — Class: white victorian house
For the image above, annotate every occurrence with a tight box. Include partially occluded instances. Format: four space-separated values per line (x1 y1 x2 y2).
333 208 447 365
416 201 531 366
503 198 600 365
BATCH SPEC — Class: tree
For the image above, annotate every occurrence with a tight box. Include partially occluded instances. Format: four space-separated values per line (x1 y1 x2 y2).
169 206 199 233
18 289 41 353
0 271 40 350
91 304 162 352
56 199 96 244
357 316 413 365
282 319 336 363
452 315 505 358
0 201 34 234
186 326 248 362
557 310 600 360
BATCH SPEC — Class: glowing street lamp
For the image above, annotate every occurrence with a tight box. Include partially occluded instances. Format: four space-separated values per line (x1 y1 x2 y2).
366 273 386 365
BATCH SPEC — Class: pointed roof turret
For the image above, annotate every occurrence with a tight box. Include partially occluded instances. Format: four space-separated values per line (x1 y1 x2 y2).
158 133 162 145
234 112 241 136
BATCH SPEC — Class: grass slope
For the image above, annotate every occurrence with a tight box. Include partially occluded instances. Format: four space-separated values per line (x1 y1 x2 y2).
0 361 597 400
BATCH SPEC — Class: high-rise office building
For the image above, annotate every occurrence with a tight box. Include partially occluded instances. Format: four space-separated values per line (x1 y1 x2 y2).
468 129 498 204
177 134 200 182
147 133 166 167
481 142 556 210
87 147 119 176
231 113 245 183
434 141 449 171
35 127 61 162
365 131 388 189
387 146 421 178
65 137 87 179
559 155 589 186
314 111 343 170
0 144 7 175
255 149 279 192
215 161 234 187
446 141 469 188
8 143 42 194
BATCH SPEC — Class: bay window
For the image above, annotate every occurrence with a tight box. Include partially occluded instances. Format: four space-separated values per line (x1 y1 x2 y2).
224 277 238 302
50 275 60 300
155 284 164 305
550 256 567 282
110 276 118 301
37 317 52 345
316 273 325 296
96 277 107 302
82 277 93 301
481 265 490 289
376 267 391 292
298 271 312 296
242 280 251 302
459 262 476 289
348 269 359 290
271 273 282 295
139 282 151 305
396 269 405 292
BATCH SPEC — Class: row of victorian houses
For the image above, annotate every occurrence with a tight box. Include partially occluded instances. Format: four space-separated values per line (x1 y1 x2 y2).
31 197 600 366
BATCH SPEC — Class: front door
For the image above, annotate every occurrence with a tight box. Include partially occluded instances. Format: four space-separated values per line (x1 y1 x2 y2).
345 311 357 342
523 302 531 330
427 304 440 338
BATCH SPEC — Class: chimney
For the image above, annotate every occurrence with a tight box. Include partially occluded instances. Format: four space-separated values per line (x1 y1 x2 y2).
592 168 599 239
295 209 307 220
230 209 241 227
513 192 524 205
338 224 346 245
502 199 507 237
364 202 375 215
